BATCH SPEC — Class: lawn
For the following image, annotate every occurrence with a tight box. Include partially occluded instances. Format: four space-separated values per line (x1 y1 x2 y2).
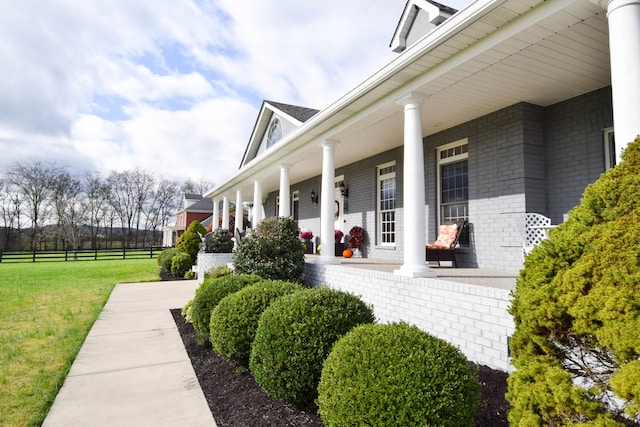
0 259 160 427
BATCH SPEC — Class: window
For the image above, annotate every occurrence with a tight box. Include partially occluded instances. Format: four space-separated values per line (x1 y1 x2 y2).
377 161 396 246
437 140 468 244
292 191 299 221
604 127 616 170
267 118 282 148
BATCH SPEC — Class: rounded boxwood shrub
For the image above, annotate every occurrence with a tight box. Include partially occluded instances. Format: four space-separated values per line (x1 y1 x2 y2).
508 137 640 425
170 251 192 278
209 280 303 366
190 273 262 344
157 248 180 272
249 287 375 406
233 217 305 282
318 322 480 427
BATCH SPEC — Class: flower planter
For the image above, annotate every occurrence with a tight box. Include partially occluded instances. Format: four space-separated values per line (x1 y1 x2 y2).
302 239 314 254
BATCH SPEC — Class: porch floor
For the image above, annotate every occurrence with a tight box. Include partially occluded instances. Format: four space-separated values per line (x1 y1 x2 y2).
304 255 518 290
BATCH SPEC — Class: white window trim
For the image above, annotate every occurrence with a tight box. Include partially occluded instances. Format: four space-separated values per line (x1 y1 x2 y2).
603 127 616 170
436 139 469 227
377 161 397 247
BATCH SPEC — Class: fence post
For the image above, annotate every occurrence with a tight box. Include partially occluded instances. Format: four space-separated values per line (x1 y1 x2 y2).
94 248 98 260
0 250 2 263
65 249 68 262
150 246 154 259
123 247 126 259
33 249 36 263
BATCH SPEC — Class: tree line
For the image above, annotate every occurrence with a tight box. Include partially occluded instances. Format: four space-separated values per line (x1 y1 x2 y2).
0 159 212 251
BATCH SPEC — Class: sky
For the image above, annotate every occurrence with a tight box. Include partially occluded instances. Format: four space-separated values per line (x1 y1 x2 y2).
0 0 472 187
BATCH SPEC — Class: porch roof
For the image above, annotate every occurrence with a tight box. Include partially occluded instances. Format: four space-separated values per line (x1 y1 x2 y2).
205 0 609 200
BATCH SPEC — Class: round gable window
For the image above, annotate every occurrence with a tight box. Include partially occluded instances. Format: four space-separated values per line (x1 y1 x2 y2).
267 118 282 148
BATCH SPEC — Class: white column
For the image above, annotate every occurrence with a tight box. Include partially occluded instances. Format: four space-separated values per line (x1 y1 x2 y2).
235 189 243 232
395 94 436 278
278 164 291 217
319 140 339 263
601 0 640 161
221 196 230 230
211 198 219 231
253 180 263 226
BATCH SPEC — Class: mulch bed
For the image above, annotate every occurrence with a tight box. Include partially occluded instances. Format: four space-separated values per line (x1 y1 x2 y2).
171 309 510 426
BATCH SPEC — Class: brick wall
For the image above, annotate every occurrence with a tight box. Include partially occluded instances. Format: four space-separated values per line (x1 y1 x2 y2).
303 262 514 372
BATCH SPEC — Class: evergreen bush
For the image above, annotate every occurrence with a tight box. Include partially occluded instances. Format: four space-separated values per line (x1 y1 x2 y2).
318 322 480 427
176 220 207 265
249 287 375 406
206 228 234 253
157 248 180 272
209 280 303 366
508 137 640 425
233 217 305 282
190 273 261 344
170 252 192 277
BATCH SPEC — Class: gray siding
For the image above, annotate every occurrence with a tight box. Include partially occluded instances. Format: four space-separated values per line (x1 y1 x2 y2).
545 86 612 223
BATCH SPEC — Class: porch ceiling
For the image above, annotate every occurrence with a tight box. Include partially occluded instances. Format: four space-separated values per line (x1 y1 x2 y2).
209 0 610 200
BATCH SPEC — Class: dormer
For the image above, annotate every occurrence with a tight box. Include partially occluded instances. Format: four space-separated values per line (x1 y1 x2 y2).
239 101 319 168
390 0 457 53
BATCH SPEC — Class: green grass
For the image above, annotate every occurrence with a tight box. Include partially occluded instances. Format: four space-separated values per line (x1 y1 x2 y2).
0 259 161 427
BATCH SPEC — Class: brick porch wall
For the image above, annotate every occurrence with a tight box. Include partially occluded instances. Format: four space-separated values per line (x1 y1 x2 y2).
303 262 514 372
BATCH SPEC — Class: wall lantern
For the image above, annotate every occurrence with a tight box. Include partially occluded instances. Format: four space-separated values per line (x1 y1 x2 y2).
339 181 349 199
310 189 319 204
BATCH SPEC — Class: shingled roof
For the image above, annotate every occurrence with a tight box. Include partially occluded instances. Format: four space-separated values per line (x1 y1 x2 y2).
265 101 319 123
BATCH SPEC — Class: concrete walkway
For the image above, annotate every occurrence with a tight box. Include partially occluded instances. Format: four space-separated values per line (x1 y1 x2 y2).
43 280 217 427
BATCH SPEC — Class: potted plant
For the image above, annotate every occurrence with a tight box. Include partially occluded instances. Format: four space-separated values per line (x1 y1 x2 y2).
334 229 344 242
300 230 313 241
334 229 345 257
349 226 365 258
300 230 314 254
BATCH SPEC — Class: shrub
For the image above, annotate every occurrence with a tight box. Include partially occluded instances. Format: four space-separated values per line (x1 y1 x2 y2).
249 287 375 406
204 264 232 280
318 322 480 427
233 217 305 282
190 274 262 344
170 252 192 278
206 228 234 253
508 137 640 425
157 248 180 272
176 220 207 265
209 280 303 366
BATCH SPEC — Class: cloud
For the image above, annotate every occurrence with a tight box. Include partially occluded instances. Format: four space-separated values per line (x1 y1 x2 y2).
0 0 472 184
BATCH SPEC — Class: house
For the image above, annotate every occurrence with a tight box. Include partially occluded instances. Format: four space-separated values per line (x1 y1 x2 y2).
204 0 640 276
162 194 213 247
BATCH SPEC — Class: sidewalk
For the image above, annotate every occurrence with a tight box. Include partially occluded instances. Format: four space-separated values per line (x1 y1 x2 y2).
43 280 217 427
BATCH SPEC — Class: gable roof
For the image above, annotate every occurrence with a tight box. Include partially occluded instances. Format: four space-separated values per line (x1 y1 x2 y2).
179 197 213 213
265 101 319 123
239 100 319 168
390 0 457 52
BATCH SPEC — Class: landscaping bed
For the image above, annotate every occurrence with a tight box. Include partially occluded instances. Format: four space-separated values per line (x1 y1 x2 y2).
171 309 510 426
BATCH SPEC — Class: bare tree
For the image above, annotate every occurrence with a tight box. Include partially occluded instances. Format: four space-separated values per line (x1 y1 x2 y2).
5 160 64 250
144 178 180 246
181 178 214 198
130 168 155 248
107 170 136 248
83 172 111 249
51 172 84 250
0 178 22 250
